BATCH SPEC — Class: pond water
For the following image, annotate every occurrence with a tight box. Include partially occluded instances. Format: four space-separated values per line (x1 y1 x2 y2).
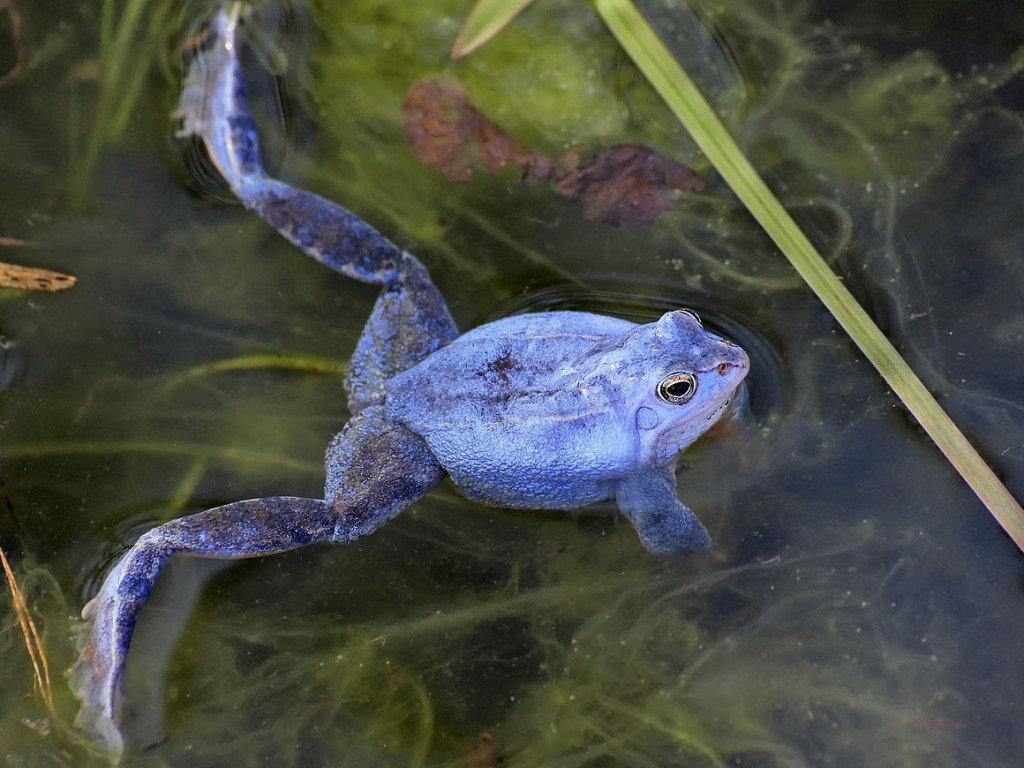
2 0 1023 765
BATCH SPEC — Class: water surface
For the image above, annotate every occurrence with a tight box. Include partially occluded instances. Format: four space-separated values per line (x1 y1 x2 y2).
1 0 1023 765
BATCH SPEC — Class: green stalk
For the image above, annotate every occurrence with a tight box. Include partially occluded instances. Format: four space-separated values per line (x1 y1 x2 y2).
592 0 1024 551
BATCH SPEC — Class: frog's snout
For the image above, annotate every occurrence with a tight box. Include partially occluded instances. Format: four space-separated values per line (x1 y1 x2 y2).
716 343 751 378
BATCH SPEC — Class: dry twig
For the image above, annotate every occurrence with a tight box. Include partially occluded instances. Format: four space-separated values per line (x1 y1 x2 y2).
1 545 59 724
0 261 76 291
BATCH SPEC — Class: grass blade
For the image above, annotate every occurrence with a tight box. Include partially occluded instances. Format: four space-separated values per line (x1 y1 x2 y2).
592 0 1024 552
452 0 535 58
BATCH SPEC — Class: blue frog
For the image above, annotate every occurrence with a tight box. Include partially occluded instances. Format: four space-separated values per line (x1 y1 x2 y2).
72 5 749 757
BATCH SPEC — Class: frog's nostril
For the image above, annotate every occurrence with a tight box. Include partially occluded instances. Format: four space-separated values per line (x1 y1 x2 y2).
716 363 732 375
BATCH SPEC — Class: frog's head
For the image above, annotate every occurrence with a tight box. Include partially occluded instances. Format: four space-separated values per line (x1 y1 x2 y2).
617 309 750 467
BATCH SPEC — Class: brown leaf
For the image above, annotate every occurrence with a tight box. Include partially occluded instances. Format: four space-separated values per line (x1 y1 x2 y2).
0 261 77 291
554 144 705 227
401 79 703 226
402 79 552 182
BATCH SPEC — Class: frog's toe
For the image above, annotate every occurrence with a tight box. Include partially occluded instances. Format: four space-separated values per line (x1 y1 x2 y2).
173 53 210 141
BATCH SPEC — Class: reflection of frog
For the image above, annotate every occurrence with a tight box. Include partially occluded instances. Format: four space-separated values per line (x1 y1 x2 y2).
72 5 749 757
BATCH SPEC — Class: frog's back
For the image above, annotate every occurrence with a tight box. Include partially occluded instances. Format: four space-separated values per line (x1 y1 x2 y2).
384 311 637 508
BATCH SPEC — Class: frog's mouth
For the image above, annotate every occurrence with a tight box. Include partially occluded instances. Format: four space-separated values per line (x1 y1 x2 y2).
649 381 745 466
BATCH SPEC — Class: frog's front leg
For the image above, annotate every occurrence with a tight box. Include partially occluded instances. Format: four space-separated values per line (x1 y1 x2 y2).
73 408 444 758
615 469 712 554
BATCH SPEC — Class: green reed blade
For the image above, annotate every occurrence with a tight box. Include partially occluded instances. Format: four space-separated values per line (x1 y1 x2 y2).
592 0 1024 552
451 0 536 58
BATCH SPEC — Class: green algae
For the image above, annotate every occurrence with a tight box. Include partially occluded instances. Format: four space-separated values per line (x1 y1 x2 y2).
1 0 1024 765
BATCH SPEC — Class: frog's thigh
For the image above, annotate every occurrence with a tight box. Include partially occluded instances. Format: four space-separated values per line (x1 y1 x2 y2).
345 255 458 410
615 470 712 554
325 406 447 540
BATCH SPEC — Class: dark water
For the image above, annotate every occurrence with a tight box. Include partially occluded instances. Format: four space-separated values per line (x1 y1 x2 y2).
1 0 1023 764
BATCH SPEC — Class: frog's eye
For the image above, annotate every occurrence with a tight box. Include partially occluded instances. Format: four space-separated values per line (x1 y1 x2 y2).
657 372 697 404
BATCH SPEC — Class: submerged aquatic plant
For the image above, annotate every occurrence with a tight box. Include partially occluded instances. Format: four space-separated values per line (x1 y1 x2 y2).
0 0 27 89
68 0 177 206
3 0 1023 763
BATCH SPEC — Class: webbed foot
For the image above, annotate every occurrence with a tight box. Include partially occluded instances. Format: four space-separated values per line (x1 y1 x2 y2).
175 3 263 189
71 556 134 761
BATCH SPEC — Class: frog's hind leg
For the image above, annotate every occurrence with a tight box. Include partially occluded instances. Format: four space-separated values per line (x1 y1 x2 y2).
73 409 444 758
176 9 403 286
176 6 458 409
344 255 458 409
71 496 338 758
323 405 447 516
